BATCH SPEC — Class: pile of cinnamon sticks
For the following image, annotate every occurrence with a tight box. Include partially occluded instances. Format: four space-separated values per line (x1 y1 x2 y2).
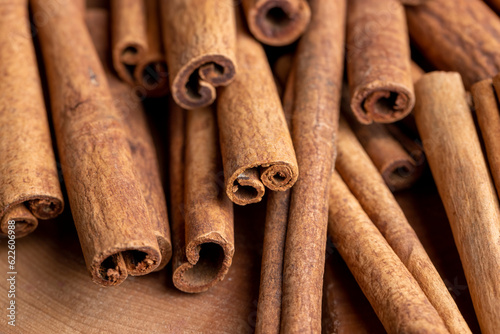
2 0 500 332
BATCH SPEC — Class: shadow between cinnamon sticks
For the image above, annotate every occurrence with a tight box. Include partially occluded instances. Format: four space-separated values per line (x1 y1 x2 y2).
336 117 471 334
0 0 64 238
86 8 172 271
242 0 311 46
414 71 500 334
280 0 345 331
328 171 449 334
217 18 298 206
32 0 163 286
168 102 235 293
161 0 237 109
346 0 414 124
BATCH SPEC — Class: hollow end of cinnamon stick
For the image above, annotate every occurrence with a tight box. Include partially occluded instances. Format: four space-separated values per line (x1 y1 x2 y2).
27 197 64 220
92 246 161 286
172 56 236 110
260 163 296 191
381 159 421 192
134 58 169 97
247 0 311 46
173 234 234 293
228 168 267 206
351 85 415 124
113 41 146 84
0 204 38 238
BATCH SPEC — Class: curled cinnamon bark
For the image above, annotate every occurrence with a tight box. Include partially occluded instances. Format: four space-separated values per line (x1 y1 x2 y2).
217 21 298 206
281 0 345 331
86 8 172 271
242 0 311 46
414 71 500 334
336 118 471 334
347 0 414 124
33 0 162 286
328 171 449 334
169 102 235 293
406 0 500 89
0 0 64 237
161 0 237 109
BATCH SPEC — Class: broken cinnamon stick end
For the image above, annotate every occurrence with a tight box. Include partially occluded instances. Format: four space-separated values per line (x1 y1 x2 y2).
0 204 38 238
352 85 415 124
95 253 128 286
173 235 234 293
227 168 266 205
249 0 311 46
260 163 298 191
382 159 421 191
172 55 236 110
28 197 64 220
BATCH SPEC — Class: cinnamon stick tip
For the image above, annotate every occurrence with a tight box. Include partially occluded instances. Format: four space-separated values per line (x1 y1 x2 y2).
172 55 236 110
28 197 64 220
227 168 266 206
260 163 298 191
249 0 311 46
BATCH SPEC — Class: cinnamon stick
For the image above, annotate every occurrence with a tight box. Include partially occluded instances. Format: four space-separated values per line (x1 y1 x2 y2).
32 0 163 286
406 0 500 89
86 8 172 271
346 0 414 124
280 0 345 331
0 0 64 238
471 78 500 199
161 0 237 109
336 118 471 334
414 71 500 334
242 0 311 46
328 171 449 334
217 20 298 206
111 0 168 97
169 102 235 293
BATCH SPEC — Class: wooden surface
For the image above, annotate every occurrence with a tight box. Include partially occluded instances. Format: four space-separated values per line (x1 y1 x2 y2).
0 168 482 333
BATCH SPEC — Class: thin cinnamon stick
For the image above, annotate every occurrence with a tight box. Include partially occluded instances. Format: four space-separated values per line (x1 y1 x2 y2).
346 0 414 124
169 102 235 293
217 20 298 206
242 0 311 46
161 0 237 109
414 71 500 334
406 0 500 89
86 8 172 271
32 0 163 286
336 118 471 334
328 171 449 334
280 0 345 331
0 0 64 237
471 78 500 199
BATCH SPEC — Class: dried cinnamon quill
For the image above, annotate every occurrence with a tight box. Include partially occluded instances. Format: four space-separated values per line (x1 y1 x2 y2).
168 102 235 293
32 0 164 286
328 171 449 334
217 20 298 206
414 71 500 334
346 0 414 124
336 118 471 334
86 8 172 271
111 0 168 97
406 0 500 89
280 0 345 331
0 0 64 238
161 0 237 109
242 0 311 46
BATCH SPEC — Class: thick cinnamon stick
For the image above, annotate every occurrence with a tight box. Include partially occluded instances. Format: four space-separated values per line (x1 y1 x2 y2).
0 0 64 237
32 0 163 286
169 102 235 293
346 0 414 124
161 0 237 109
242 0 311 46
217 21 298 206
328 171 449 334
86 8 172 271
280 0 345 331
111 0 168 97
414 71 500 334
471 78 500 198
336 118 471 334
406 0 500 89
